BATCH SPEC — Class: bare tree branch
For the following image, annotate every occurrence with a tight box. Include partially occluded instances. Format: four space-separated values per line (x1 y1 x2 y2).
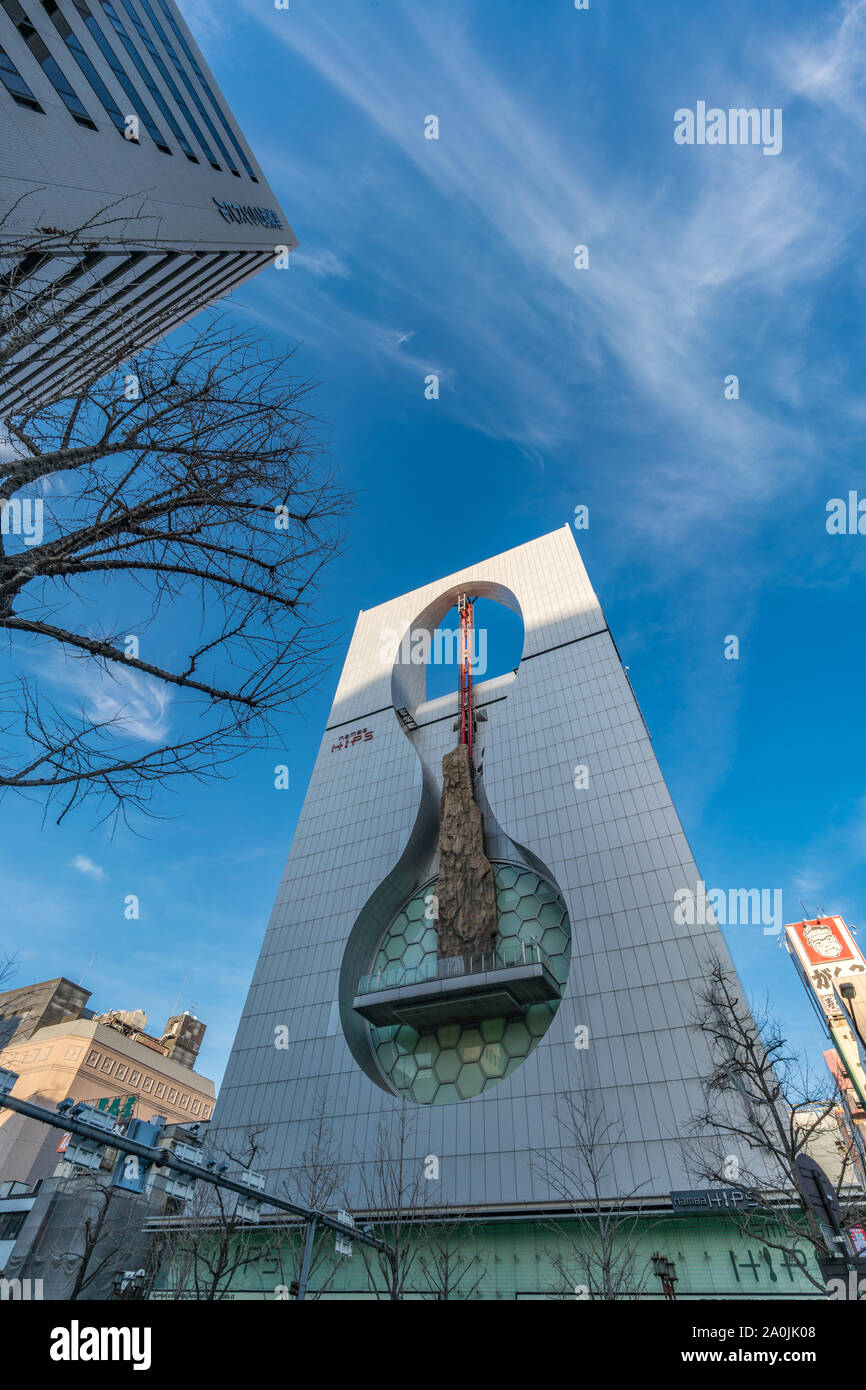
0 221 349 825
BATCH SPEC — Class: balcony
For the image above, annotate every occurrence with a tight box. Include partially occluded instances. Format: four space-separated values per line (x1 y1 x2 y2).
353 939 560 1029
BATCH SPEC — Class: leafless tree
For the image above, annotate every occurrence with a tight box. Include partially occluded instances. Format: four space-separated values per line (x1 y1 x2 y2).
0 216 348 826
67 1178 147 1300
533 1087 653 1299
11 1161 152 1301
280 1090 347 1299
413 1209 487 1300
355 1101 433 1300
152 1125 286 1301
687 953 866 1291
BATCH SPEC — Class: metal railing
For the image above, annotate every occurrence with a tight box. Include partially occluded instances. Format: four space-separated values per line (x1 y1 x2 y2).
357 938 548 996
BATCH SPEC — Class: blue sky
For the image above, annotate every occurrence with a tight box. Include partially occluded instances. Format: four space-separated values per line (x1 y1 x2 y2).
4 0 866 1090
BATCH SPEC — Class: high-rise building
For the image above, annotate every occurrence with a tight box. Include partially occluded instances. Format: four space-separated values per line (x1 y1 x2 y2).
211 526 792 1296
0 0 294 412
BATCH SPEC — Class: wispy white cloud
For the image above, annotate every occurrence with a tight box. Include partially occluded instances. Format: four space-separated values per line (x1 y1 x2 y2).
292 248 351 280
69 853 105 881
790 797 866 913
241 0 858 532
36 650 173 745
783 0 866 126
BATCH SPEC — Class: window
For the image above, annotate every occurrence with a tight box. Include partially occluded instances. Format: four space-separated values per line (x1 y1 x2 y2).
153 0 257 180
99 1 197 160
41 0 128 135
154 1081 166 1099
135 0 238 175
118 0 219 168
114 1063 127 1082
0 1210 27 1241
85 1050 101 1067
0 0 96 126
166 1087 178 1104
179 1092 189 1110
0 44 43 109
71 0 169 150
141 1075 153 1093
100 1056 114 1073
190 1098 201 1115
128 1069 142 1086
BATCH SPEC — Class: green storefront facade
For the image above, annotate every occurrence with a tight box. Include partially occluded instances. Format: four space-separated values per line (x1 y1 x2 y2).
150 1212 824 1300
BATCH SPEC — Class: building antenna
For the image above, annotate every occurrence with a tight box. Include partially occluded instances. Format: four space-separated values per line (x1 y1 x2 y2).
169 974 188 1019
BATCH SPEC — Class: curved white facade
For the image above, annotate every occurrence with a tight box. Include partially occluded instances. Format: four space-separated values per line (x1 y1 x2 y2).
217 526 741 1210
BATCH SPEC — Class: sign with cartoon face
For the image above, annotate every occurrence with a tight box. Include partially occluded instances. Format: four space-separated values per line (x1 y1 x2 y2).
785 916 866 1005
798 918 854 965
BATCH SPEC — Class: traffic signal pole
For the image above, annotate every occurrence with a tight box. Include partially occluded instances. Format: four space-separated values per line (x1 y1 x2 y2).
0 1086 398 1293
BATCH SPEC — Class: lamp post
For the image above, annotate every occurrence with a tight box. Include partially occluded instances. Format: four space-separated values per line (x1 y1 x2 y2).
651 1252 678 1301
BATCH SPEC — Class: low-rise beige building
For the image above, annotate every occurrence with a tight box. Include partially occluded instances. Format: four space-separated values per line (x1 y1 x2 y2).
0 978 214 1187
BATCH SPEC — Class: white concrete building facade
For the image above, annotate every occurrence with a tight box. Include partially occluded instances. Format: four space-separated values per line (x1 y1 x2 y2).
216 527 743 1212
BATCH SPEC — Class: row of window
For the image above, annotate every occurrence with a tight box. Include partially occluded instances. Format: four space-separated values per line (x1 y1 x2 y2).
0 0 256 179
83 1047 212 1116
0 1040 211 1118
2 246 270 412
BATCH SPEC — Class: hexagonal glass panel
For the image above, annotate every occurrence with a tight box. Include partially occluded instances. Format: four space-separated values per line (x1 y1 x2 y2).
539 901 565 928
525 1004 554 1037
480 1043 506 1077
437 1023 461 1050
415 1033 440 1067
412 1069 438 1104
503 1021 532 1056
391 1054 418 1088
497 911 522 936
384 935 405 961
481 1017 505 1042
434 1050 461 1083
435 1083 461 1105
376 1041 398 1071
395 1025 419 1053
456 1062 485 1098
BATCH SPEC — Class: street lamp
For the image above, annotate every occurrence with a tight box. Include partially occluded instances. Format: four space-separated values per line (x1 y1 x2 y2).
651 1252 678 1301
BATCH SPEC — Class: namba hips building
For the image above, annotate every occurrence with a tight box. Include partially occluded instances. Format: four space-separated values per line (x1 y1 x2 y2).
212 527 820 1299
